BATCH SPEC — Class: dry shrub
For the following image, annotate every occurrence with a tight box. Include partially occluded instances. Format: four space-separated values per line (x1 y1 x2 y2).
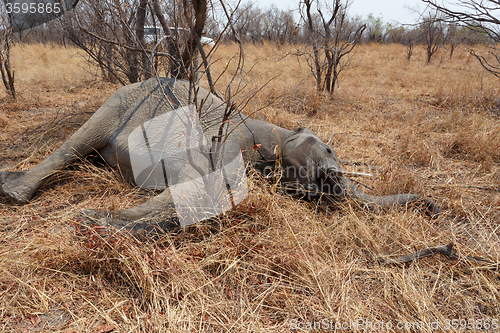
10 43 96 91
1 43 500 332
0 114 8 128
260 106 299 129
398 132 441 168
441 115 500 170
375 164 422 196
494 169 500 184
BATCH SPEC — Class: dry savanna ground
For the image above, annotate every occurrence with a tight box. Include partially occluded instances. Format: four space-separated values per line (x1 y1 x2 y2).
0 42 499 332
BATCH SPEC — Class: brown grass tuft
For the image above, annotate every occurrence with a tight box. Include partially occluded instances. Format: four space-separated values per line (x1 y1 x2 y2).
0 114 8 128
442 120 500 167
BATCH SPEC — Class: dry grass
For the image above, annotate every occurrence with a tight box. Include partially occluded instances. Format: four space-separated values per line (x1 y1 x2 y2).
1 42 499 332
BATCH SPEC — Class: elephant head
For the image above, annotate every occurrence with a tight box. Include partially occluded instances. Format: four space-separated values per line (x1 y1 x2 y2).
275 127 440 216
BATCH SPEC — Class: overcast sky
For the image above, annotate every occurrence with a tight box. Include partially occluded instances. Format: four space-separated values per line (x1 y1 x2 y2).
254 0 425 25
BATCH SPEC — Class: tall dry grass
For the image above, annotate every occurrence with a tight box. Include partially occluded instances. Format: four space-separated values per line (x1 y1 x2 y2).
0 42 499 332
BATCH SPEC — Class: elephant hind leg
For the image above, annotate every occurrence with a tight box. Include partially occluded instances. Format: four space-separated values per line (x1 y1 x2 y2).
1 91 125 204
1 141 100 204
75 209 180 238
75 188 180 236
1 120 112 204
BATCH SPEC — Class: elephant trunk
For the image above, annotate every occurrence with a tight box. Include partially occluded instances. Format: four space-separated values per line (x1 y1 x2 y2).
340 177 440 217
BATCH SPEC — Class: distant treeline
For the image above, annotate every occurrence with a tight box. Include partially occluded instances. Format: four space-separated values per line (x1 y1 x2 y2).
12 1 489 47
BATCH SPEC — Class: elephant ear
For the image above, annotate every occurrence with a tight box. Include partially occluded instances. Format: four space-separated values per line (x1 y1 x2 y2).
249 125 284 162
4 0 79 32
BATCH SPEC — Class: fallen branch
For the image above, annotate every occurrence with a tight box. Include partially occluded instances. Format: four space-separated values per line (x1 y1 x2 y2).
377 243 498 269
459 185 500 192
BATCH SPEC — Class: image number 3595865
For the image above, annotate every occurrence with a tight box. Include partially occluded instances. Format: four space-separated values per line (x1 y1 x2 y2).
2 0 79 32
5 1 62 14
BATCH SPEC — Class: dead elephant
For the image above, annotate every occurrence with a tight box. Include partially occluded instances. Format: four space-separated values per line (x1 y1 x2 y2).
0 78 440 234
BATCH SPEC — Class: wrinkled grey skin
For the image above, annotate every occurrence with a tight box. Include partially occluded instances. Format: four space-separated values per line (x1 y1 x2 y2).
0 78 439 233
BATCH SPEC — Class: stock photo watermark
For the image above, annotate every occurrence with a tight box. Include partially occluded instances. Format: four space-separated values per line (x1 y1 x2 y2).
290 318 499 331
129 104 248 227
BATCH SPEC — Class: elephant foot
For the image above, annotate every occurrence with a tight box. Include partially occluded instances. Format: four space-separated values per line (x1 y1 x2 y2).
75 209 180 239
0 171 36 204
0 170 27 183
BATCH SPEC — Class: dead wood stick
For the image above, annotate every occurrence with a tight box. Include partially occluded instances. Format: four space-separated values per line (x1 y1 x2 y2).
377 243 497 268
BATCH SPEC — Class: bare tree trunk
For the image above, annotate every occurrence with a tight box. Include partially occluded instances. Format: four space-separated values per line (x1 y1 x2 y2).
150 0 179 78
109 0 140 83
179 0 207 80
421 11 444 64
304 0 322 92
407 42 414 61
0 31 15 100
151 0 185 79
423 0 500 77
136 0 149 79
449 43 457 59
300 0 364 94
324 49 333 92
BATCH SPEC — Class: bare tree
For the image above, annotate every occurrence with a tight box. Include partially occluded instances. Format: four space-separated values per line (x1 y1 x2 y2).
61 0 214 86
365 14 385 43
262 6 297 44
406 40 416 61
422 0 500 76
62 0 145 85
387 25 419 60
0 0 82 100
420 9 445 64
226 2 264 43
0 9 15 100
446 22 461 59
300 0 365 93
386 24 406 44
0 31 15 100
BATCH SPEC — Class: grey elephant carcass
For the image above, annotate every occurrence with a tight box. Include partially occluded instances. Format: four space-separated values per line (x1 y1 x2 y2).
0 78 440 233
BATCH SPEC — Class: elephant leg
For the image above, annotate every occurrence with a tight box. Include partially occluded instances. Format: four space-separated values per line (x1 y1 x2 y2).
1 135 107 204
0 170 27 186
76 188 180 236
0 94 125 204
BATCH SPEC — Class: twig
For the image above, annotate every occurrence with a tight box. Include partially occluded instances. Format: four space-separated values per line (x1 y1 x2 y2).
377 243 498 269
326 131 347 145
349 178 375 192
459 185 500 192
